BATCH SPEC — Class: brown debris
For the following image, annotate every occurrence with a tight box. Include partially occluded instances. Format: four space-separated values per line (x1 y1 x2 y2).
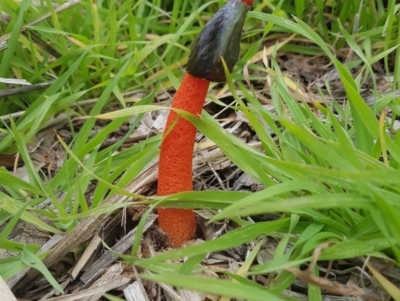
1 10 400 300
286 243 383 301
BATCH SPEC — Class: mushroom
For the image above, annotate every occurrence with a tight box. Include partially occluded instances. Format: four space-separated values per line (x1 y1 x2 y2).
157 0 253 247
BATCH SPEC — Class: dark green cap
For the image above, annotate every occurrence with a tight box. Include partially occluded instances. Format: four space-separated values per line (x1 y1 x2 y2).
186 0 252 82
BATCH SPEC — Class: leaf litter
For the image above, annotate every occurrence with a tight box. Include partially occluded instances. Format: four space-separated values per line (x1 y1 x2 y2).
2 56 399 300
1 4 400 301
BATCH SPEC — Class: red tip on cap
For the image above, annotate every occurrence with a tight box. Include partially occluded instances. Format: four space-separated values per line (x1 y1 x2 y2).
241 0 253 5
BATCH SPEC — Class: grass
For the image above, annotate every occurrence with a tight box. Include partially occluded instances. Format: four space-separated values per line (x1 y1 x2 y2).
1 0 400 300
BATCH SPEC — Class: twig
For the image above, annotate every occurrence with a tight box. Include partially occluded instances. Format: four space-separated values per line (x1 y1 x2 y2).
0 81 55 98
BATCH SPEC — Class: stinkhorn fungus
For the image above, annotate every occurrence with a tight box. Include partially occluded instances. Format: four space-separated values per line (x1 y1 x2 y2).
157 0 253 247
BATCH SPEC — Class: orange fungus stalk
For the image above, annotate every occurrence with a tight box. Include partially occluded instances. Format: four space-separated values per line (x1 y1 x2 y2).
157 74 210 247
157 0 253 247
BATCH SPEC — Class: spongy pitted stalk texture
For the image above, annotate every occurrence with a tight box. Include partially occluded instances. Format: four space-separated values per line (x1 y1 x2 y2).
157 72 210 247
